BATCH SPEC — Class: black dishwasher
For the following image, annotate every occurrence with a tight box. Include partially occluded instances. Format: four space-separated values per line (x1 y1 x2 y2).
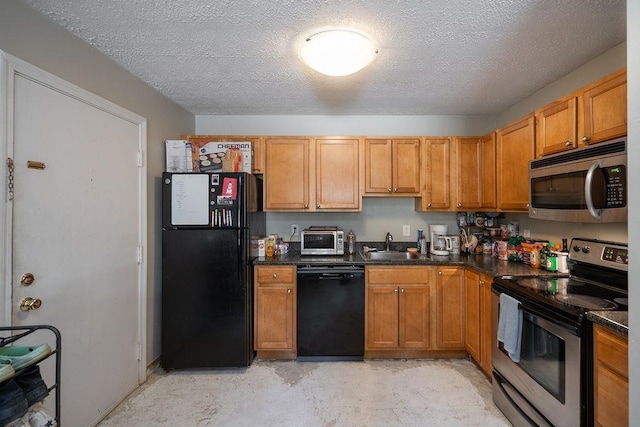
297 265 365 361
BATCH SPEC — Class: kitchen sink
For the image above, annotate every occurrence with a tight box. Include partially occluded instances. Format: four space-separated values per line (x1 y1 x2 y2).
364 251 420 260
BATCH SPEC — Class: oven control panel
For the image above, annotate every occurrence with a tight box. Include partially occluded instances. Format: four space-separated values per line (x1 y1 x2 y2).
570 238 628 271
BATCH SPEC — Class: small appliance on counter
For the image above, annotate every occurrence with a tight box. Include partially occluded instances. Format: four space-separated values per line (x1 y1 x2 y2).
429 224 449 256
300 226 344 256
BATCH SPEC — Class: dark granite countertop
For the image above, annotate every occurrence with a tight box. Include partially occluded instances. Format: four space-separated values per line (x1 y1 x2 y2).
254 251 560 278
587 311 628 336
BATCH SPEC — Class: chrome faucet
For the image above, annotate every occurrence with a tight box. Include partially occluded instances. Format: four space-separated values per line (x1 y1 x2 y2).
385 232 393 251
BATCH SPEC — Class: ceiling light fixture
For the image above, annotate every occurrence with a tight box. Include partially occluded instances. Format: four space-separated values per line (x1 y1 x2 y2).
299 29 378 77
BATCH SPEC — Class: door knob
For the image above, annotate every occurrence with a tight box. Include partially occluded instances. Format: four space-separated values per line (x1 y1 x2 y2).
20 273 35 286
20 297 42 312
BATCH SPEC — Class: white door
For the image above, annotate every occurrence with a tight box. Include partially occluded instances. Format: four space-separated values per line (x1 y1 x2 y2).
1 52 147 426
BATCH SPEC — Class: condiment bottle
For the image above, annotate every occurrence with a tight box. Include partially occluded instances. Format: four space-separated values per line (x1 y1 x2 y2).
346 229 356 255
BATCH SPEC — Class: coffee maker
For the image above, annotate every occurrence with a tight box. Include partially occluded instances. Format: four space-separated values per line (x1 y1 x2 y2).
429 224 449 256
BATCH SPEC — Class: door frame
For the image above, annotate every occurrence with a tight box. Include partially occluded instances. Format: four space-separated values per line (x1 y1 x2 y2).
0 50 148 383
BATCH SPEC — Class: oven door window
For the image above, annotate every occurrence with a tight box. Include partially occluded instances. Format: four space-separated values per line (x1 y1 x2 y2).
303 233 335 249
499 311 565 402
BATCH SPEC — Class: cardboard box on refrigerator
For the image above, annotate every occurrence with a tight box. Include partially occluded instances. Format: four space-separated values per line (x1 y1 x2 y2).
190 141 252 173
165 140 193 172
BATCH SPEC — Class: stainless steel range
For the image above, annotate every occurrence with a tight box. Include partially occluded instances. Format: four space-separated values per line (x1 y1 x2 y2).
491 238 628 427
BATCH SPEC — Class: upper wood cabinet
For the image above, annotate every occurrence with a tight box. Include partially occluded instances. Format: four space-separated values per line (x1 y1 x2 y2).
581 68 627 145
535 96 578 157
534 68 627 158
264 137 361 211
364 138 420 196
480 132 497 210
454 137 482 210
181 134 265 174
416 138 451 211
264 137 310 210
496 114 535 211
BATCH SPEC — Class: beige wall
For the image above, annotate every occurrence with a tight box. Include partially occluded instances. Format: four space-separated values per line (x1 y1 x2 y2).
0 0 195 363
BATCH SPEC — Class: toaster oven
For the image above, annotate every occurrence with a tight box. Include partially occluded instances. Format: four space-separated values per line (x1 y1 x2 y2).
300 226 344 256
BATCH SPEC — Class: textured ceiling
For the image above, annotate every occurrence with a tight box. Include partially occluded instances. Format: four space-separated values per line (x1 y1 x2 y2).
22 0 626 116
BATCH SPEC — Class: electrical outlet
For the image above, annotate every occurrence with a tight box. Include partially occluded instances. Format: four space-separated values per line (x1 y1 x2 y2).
291 224 299 236
402 225 411 237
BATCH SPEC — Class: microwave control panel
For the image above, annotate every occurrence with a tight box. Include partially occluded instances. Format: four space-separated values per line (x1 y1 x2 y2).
604 165 626 207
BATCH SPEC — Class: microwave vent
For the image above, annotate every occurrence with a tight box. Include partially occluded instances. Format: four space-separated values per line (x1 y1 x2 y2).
530 138 626 169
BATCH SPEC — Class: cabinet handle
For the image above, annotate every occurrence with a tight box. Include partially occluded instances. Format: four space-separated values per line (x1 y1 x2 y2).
316 204 320 209
272 273 277 278
387 188 392 193
401 288 405 293
303 204 308 209
458 203 462 207
438 271 443 276
565 141 572 147
287 289 291 294
582 136 590 143
393 188 398 192
394 288 399 294
479 280 484 286
427 203 432 207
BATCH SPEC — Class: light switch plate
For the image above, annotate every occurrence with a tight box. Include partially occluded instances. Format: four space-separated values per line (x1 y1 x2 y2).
402 225 411 236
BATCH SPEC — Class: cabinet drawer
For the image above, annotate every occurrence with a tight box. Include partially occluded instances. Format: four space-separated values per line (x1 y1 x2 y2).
256 266 295 285
595 324 628 378
366 266 429 285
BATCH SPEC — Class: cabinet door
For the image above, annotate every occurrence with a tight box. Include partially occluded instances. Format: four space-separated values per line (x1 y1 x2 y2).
421 138 451 210
464 269 481 362
582 69 627 144
393 139 421 194
455 137 482 210
497 114 535 211
399 285 430 349
315 138 360 210
364 138 393 193
479 273 494 376
366 285 399 349
434 267 465 349
536 96 577 157
481 132 497 209
594 324 628 427
264 137 310 210
255 286 295 350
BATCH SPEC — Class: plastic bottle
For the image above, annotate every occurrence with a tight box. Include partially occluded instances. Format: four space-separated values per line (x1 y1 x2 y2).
417 229 423 250
420 235 427 254
346 229 356 255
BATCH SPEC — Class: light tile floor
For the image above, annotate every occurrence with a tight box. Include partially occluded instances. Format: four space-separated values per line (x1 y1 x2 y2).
98 358 510 426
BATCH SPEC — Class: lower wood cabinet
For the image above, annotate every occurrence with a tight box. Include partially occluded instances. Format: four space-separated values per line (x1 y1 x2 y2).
593 324 628 427
254 265 296 358
434 266 466 350
464 269 493 377
365 266 430 353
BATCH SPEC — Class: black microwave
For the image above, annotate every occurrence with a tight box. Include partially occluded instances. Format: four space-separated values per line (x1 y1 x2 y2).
528 137 627 223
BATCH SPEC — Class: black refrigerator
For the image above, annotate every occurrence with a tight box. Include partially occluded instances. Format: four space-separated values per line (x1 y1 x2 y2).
161 172 265 368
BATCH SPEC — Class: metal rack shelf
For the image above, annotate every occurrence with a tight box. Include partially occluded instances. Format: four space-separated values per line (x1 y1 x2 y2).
0 325 61 425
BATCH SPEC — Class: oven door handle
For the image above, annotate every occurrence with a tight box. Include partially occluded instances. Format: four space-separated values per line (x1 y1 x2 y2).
585 160 603 220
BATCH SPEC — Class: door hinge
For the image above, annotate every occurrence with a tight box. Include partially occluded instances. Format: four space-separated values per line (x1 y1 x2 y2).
137 342 143 361
6 158 14 201
137 151 143 168
137 245 143 264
